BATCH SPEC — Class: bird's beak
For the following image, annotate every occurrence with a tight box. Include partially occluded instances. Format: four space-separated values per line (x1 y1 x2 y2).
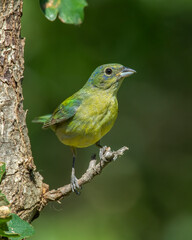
120 67 136 78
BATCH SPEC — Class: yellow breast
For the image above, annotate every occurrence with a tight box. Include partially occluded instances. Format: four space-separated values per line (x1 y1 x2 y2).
55 90 118 148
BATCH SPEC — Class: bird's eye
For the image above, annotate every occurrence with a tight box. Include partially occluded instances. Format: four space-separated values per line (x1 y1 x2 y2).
105 68 113 75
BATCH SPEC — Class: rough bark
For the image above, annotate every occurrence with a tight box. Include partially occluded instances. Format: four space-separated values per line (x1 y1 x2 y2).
0 0 44 222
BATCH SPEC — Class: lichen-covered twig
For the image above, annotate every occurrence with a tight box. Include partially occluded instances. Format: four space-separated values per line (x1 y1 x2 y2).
42 146 128 206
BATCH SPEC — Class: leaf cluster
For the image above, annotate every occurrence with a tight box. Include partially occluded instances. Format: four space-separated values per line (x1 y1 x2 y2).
40 0 87 24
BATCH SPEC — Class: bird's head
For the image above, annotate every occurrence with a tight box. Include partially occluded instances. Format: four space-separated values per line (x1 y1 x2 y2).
86 63 136 94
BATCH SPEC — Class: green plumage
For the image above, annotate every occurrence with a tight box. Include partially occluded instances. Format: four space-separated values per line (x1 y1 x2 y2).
43 97 82 128
34 63 135 148
33 114 51 123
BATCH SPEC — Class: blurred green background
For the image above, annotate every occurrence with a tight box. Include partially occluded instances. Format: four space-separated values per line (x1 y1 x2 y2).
22 0 192 239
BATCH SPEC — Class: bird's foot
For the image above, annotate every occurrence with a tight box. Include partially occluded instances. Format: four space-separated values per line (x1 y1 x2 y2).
100 146 129 162
99 146 113 162
71 174 81 195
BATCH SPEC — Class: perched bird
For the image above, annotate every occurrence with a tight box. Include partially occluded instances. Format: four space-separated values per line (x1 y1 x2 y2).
33 63 136 193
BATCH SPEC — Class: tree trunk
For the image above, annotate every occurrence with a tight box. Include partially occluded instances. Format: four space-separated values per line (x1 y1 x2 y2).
0 0 44 222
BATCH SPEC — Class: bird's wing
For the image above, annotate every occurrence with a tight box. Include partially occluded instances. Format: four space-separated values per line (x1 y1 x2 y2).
43 96 81 128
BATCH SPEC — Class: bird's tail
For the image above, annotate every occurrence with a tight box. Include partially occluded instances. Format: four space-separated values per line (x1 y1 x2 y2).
32 114 52 124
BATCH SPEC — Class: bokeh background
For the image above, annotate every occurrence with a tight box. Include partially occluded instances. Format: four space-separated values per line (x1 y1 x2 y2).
22 0 192 239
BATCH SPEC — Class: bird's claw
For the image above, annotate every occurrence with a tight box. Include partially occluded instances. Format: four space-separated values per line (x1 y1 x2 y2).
99 146 113 162
71 175 81 194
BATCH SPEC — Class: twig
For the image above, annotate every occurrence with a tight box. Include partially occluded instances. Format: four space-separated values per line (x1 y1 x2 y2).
42 146 128 206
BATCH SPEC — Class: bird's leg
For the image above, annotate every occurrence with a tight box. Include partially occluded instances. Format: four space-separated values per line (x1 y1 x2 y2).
95 140 103 148
93 141 103 160
70 147 81 194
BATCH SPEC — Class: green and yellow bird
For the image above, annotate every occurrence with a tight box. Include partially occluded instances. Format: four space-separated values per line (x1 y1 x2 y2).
33 63 136 193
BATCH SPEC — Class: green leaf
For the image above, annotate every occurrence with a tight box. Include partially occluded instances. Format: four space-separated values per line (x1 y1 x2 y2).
6 214 34 240
0 192 9 207
0 228 19 238
40 0 88 24
0 162 5 182
0 215 20 238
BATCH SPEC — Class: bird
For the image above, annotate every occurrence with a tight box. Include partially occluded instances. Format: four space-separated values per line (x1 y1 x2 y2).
33 63 136 193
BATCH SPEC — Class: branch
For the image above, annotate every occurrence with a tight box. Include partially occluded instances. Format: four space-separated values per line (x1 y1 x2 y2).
41 146 128 207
